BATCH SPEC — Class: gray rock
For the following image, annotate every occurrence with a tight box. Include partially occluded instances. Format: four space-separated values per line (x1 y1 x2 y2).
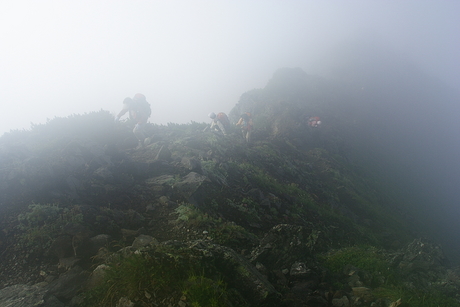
398 238 447 273
155 145 172 161
147 160 176 177
180 156 203 174
250 224 325 270
46 266 90 302
86 264 109 289
290 261 309 278
332 296 350 307
172 172 213 205
0 284 51 307
174 172 208 194
352 287 374 303
116 297 134 307
58 257 80 271
146 175 176 186
132 234 158 249
0 268 90 307
158 195 176 207
143 137 152 146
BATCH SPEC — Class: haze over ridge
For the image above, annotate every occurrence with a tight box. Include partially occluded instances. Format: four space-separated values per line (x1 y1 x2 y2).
1 1 459 135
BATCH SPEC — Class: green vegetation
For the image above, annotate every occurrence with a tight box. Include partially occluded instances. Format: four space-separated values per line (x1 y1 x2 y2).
16 203 83 252
373 286 459 307
201 160 229 186
169 112 411 251
322 245 390 279
211 221 258 249
3 111 120 155
321 246 459 307
175 203 218 228
182 274 231 307
174 202 258 250
82 251 186 306
81 247 241 307
1 67 459 306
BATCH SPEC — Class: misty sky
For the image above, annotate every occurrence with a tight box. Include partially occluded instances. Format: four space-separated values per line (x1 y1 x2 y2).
1 0 459 136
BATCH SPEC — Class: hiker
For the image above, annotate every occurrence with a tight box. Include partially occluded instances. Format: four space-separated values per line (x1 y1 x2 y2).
236 112 253 143
206 112 230 136
115 93 152 148
308 116 321 128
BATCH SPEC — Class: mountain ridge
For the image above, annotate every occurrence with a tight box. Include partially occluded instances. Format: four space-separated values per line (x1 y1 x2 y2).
0 64 459 306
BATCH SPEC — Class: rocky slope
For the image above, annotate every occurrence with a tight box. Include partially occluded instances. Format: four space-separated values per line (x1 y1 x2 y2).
0 69 459 306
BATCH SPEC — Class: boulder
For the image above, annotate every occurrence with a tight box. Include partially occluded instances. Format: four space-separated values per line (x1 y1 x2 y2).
172 172 215 205
180 156 203 174
0 284 62 307
86 264 109 289
131 234 158 249
155 145 172 161
0 266 90 307
145 175 175 195
46 266 90 302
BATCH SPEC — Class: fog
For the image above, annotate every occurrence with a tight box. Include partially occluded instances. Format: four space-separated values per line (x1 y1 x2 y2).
1 0 459 135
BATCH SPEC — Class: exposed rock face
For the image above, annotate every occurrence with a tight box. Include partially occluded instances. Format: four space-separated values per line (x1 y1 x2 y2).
0 284 53 307
398 238 448 272
390 238 451 289
0 267 89 307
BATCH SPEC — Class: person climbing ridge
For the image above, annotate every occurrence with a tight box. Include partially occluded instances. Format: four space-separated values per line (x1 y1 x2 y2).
205 112 230 136
115 93 151 148
236 112 253 143
308 116 321 128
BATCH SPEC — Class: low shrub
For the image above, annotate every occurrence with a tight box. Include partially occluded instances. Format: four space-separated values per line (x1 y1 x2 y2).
81 247 240 307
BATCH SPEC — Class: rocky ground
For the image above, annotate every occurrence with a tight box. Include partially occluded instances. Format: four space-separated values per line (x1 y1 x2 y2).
0 114 459 306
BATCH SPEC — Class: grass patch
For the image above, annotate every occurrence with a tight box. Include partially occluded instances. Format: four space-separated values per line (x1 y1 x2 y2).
322 245 388 276
175 202 258 250
321 246 460 307
175 203 219 228
80 246 242 307
182 274 230 307
16 203 84 253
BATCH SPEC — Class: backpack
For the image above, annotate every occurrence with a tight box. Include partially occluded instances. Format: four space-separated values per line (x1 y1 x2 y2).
132 98 151 118
308 116 320 127
217 112 230 128
240 112 253 130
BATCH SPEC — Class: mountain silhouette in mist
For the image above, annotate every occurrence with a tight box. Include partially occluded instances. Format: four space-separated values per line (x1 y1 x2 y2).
311 39 460 261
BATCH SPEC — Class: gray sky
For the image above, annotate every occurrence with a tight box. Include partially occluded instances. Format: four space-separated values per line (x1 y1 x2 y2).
1 0 459 135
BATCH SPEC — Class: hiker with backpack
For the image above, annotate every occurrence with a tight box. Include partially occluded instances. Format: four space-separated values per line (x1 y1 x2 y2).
236 112 253 143
115 93 152 148
308 116 321 128
206 112 230 136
